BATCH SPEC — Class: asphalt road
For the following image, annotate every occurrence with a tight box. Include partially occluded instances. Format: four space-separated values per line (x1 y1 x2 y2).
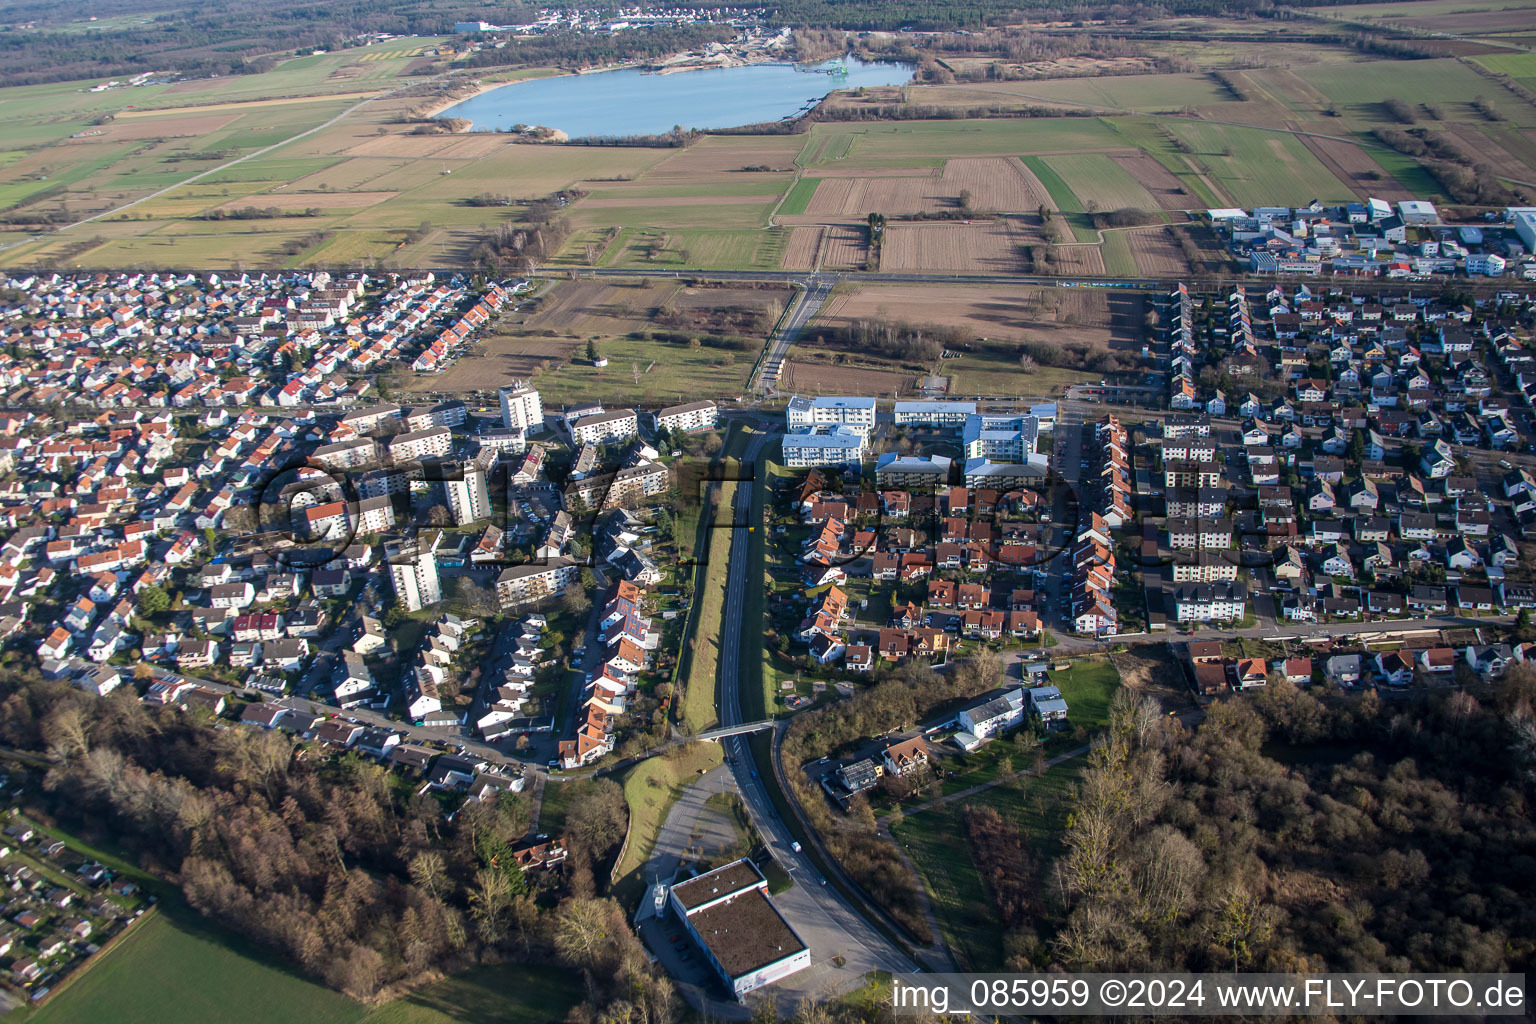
559 266 1168 290
712 431 920 992
755 277 834 395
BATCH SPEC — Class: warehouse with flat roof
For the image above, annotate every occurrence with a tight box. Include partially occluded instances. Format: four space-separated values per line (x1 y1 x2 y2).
668 859 810 999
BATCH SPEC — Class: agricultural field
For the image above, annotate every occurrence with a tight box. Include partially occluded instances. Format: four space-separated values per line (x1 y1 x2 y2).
816 283 1140 348
1323 0 1536 36
879 219 1025 273
3 21 1534 273
801 283 1140 398
405 279 786 405
1123 226 1193 276
1039 153 1159 212
1301 58 1536 126
1162 121 1355 207
777 359 914 397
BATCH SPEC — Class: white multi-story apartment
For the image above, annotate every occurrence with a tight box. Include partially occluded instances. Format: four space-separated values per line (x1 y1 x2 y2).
1170 552 1240 583
785 395 876 435
340 403 402 435
961 414 1039 463
1173 581 1247 622
303 500 351 540
312 437 378 469
571 408 639 445
781 426 866 469
655 400 718 434
892 400 976 427
403 401 466 432
388 426 452 462
477 427 526 457
389 534 443 612
496 556 581 609
445 462 491 525
356 494 395 534
498 381 544 433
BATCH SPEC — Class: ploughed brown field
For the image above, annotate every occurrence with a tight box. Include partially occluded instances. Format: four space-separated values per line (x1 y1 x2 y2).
781 360 913 397
816 284 1143 351
803 157 1055 217
819 224 868 270
879 219 1024 273
1110 152 1196 210
1124 226 1192 276
1289 125 1416 201
781 226 824 271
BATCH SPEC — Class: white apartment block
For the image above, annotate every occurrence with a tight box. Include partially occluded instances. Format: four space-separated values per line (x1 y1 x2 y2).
389 540 442 612
499 382 544 433
477 428 527 457
1170 553 1240 583
572 408 639 445
786 395 876 435
655 400 718 434
313 437 378 469
388 426 452 462
1173 581 1247 622
403 401 466 432
781 426 866 469
496 556 581 609
445 463 491 525
356 494 395 534
962 413 1039 463
892 400 977 427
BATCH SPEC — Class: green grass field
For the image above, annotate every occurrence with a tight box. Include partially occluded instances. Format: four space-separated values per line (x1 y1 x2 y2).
801 118 1123 163
942 345 1094 399
998 71 1230 113
605 227 784 271
530 337 757 407
778 176 821 215
891 760 1082 971
1305 58 1536 125
1099 229 1137 276
1046 657 1123 732
612 743 725 898
21 911 580 1024
22 912 360 1024
1042 153 1159 212
677 474 737 734
1163 121 1353 206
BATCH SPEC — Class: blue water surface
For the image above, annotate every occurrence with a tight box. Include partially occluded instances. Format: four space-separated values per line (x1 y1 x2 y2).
436 56 914 138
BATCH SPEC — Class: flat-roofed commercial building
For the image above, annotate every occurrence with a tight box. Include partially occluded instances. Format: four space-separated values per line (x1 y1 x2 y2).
669 860 810 1000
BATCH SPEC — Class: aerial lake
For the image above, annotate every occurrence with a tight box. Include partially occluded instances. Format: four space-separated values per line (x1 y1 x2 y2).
436 57 914 138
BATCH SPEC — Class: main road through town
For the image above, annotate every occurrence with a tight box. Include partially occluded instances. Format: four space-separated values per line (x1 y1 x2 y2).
713 430 921 990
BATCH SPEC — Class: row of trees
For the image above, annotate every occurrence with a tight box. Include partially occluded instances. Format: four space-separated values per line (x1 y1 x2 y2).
801 317 967 365
1375 127 1517 207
